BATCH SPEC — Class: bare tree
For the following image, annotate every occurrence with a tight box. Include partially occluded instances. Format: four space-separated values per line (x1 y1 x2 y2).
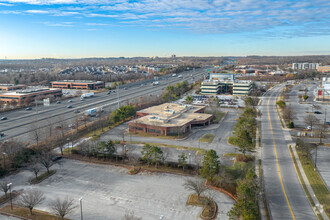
304 114 320 131
49 196 77 220
122 211 142 220
30 158 42 180
0 179 10 198
283 105 296 122
183 178 207 201
39 151 56 173
17 189 45 214
30 120 43 146
46 118 54 138
2 139 24 168
315 123 329 144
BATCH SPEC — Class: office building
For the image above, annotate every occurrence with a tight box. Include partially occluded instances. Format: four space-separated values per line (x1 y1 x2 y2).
51 80 104 90
129 103 213 136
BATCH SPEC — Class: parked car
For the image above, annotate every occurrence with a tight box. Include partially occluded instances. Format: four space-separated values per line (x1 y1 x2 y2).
67 105 73 108
68 123 75 128
25 107 32 111
0 117 7 120
52 156 62 162
314 111 322 114
306 126 312 130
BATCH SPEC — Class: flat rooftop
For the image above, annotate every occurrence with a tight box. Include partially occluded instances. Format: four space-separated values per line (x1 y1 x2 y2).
52 80 103 84
0 88 61 96
0 84 25 87
132 103 212 127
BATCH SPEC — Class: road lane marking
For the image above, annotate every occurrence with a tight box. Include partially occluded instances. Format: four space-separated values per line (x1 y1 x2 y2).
267 88 296 220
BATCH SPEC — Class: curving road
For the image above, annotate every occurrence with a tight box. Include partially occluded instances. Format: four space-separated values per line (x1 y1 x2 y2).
260 85 316 220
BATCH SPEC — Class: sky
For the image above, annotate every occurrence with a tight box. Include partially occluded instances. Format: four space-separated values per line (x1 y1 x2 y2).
0 0 330 59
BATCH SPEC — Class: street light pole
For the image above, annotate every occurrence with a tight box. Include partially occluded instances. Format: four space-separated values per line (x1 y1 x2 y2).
79 197 83 220
117 83 120 109
7 183 12 210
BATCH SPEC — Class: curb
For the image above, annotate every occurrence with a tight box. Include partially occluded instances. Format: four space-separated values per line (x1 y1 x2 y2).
290 145 329 220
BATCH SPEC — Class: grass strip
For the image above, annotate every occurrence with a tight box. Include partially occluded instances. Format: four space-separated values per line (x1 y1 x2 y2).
30 170 56 184
199 134 215 143
126 140 207 154
289 146 324 219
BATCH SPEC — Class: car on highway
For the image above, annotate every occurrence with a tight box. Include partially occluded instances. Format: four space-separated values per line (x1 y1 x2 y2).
67 105 73 108
74 110 80 113
0 132 4 138
55 125 62 129
56 101 61 104
124 87 128 90
0 117 7 120
25 107 32 111
314 111 322 114
68 100 73 103
68 123 75 128
107 91 111 94
178 75 182 78
113 90 116 93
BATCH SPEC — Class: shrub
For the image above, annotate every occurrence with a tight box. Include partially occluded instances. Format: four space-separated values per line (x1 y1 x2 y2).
235 154 254 163
289 121 294 128
276 100 286 108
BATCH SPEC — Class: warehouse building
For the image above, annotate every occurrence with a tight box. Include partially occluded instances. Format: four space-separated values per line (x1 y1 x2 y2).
0 84 27 91
51 80 104 90
317 65 330 73
0 88 62 105
128 103 213 136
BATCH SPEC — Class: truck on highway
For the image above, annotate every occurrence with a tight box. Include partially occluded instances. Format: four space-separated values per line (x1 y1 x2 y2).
81 92 94 100
85 106 104 116
152 81 159 86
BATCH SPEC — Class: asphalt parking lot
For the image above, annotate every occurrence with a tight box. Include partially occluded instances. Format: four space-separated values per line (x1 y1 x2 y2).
2 159 234 220
288 82 329 129
99 109 240 166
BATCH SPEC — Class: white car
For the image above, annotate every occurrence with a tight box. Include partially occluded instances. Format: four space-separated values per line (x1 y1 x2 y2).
306 126 312 130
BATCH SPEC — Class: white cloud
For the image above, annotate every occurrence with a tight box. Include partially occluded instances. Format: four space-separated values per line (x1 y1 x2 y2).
0 0 329 36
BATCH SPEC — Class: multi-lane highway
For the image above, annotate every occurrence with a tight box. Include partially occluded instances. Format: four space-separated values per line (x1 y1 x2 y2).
0 68 207 142
260 85 316 219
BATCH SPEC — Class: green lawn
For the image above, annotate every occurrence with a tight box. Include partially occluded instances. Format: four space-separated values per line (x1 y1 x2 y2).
199 134 214 143
227 136 240 147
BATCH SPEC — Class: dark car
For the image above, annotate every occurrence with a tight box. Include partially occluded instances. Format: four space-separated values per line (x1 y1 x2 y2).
107 91 111 94
0 117 7 120
124 87 128 90
52 156 62 162
314 111 322 114
74 109 80 113
0 132 4 138
56 101 61 104
113 90 116 93
25 107 32 111
67 105 73 108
